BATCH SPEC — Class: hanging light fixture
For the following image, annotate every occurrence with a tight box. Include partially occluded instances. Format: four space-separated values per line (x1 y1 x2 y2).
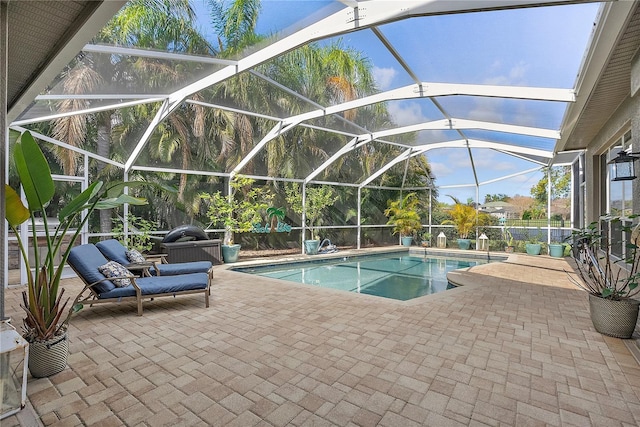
608 151 640 181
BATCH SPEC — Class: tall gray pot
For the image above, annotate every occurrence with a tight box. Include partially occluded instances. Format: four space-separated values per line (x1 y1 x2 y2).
589 294 640 339
28 331 69 378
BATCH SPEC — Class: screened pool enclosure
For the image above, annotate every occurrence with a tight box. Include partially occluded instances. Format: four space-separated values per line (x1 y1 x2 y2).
6 0 610 284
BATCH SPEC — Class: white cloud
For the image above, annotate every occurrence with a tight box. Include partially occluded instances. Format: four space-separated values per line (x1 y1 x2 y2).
468 98 504 123
429 161 453 177
484 61 529 86
372 66 397 91
387 101 425 126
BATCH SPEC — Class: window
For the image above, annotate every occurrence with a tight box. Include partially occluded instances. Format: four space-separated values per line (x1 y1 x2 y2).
602 130 633 258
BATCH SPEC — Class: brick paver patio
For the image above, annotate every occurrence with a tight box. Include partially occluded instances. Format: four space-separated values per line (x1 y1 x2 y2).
4 252 640 426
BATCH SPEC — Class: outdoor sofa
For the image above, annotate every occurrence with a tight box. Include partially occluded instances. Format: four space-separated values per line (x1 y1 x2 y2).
67 244 210 315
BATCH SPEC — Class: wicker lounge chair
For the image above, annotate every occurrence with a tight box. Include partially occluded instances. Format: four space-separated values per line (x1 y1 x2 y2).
96 239 212 276
67 244 210 315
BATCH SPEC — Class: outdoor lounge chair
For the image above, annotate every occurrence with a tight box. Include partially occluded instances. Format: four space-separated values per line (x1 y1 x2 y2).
96 239 212 276
67 244 210 315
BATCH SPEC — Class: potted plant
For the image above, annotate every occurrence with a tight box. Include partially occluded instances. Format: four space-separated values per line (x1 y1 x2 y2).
384 193 422 247
548 241 565 258
525 229 542 255
420 231 432 247
200 175 272 263
5 131 148 377
504 229 515 253
442 196 476 250
286 184 337 254
567 215 640 338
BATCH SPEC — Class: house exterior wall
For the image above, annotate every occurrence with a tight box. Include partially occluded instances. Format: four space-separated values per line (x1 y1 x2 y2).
583 49 640 224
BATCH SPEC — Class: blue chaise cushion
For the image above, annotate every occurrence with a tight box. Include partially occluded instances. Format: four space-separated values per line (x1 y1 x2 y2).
96 239 130 265
68 244 117 294
97 238 212 276
99 272 209 299
152 261 212 276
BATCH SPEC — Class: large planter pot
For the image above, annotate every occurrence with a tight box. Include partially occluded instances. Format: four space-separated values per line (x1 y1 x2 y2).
548 244 564 258
401 236 413 247
457 239 471 250
304 240 320 255
28 331 69 378
589 294 640 338
525 243 541 255
221 244 241 263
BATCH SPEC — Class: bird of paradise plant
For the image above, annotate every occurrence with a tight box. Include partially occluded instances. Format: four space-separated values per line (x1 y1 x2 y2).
5 131 149 342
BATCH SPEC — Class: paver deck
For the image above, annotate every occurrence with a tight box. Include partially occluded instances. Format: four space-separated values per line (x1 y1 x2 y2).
4 251 640 426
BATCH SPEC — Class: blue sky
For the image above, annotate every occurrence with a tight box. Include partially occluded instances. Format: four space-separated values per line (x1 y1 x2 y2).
191 1 600 203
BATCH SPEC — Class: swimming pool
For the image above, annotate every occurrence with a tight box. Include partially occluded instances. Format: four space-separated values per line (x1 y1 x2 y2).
234 253 496 301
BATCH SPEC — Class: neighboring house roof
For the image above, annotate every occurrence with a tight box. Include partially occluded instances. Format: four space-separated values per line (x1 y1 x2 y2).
480 201 516 209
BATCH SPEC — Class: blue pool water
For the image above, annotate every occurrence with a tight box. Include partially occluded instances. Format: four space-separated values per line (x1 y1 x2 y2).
234 253 494 301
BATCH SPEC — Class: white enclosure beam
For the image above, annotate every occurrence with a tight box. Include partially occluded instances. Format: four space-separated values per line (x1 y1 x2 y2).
231 120 301 175
305 136 370 184
12 97 165 126
125 99 174 172
82 44 237 66
359 147 428 188
128 0 578 177
371 119 559 141
35 94 166 100
478 167 542 186
169 1 579 104
10 126 123 168
287 83 573 126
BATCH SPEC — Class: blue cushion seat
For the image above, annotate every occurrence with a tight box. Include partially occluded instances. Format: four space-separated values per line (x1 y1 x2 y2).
150 261 211 276
99 272 209 299
96 239 212 275
68 244 118 294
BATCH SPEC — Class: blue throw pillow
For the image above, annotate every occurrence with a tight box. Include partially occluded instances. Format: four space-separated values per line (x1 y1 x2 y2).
98 261 133 288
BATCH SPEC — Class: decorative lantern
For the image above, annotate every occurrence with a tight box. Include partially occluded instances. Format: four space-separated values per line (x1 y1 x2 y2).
0 321 29 420
608 151 639 181
437 232 447 249
477 233 489 251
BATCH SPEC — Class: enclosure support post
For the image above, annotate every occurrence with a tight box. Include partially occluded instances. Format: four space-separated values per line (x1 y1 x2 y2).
428 188 432 236
301 184 307 254
0 1 6 312
122 169 129 246
475 183 480 245
547 167 552 245
82 154 90 245
357 187 362 250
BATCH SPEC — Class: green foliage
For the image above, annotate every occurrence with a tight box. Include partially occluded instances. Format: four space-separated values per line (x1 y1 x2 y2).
113 215 158 252
384 193 422 238
531 166 571 204
524 228 543 244
505 229 515 246
200 175 273 244
484 193 510 203
442 196 477 239
5 131 149 342
285 184 338 240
